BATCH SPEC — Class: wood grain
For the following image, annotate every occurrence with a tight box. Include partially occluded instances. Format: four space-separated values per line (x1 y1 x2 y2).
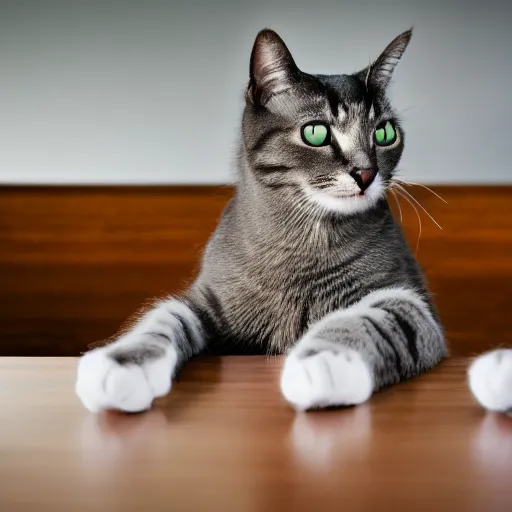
0 356 511 512
1 185 511 356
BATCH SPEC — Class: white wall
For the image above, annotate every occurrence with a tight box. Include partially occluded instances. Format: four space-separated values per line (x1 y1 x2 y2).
0 0 511 185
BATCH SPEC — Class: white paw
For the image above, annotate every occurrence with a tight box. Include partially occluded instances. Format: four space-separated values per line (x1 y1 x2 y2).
280 340 373 411
468 349 512 412
75 341 177 413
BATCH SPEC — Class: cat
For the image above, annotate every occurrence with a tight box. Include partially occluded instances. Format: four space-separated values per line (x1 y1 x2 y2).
76 27 454 414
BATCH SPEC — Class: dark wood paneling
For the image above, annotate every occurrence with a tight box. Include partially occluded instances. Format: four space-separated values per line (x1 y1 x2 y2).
1 185 511 356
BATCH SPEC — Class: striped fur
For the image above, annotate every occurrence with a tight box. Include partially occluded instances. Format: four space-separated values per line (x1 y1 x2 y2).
282 287 445 406
76 28 448 413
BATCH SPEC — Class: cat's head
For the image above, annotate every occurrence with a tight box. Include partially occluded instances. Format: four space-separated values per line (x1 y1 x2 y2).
242 29 412 216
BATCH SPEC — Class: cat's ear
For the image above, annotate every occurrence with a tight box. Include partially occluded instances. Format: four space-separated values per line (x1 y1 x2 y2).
248 29 299 106
357 29 413 92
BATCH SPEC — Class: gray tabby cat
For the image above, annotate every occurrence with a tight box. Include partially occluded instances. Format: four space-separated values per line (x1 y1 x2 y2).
76 28 448 413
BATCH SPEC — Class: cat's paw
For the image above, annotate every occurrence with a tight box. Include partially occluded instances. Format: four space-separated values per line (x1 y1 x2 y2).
75 341 177 413
468 349 512 412
280 340 373 411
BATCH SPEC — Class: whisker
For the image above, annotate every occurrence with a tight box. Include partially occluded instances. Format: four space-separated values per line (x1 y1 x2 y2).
392 187 422 254
394 179 448 204
389 188 403 223
393 183 443 231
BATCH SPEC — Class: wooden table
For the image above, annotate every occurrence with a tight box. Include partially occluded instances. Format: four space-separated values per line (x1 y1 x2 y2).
1 357 511 512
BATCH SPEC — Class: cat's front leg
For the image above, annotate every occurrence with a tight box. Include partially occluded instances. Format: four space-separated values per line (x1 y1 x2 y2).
280 287 446 410
76 298 205 413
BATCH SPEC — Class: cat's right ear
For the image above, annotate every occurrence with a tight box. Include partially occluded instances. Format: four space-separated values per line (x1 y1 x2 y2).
247 29 299 106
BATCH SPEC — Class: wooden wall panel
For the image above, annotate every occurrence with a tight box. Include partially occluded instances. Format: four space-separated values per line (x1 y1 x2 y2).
1 185 511 357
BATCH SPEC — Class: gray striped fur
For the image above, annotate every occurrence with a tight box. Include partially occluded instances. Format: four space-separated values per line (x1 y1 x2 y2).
108 299 205 370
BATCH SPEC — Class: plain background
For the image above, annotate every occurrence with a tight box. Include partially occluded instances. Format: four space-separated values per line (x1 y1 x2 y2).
0 0 510 185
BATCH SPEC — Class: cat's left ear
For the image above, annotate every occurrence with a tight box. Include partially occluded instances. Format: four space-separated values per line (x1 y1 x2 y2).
357 29 413 92
248 29 300 106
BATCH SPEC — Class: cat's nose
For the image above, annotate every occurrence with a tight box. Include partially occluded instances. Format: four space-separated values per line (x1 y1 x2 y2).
349 168 377 193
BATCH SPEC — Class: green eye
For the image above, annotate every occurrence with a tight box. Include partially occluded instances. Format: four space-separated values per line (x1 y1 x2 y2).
374 121 398 146
301 123 330 147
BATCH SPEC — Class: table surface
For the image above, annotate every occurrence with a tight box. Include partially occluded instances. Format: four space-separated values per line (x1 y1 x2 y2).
1 357 511 512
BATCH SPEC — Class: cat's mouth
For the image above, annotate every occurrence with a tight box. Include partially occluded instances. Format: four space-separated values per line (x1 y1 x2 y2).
307 174 383 214
324 190 366 199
